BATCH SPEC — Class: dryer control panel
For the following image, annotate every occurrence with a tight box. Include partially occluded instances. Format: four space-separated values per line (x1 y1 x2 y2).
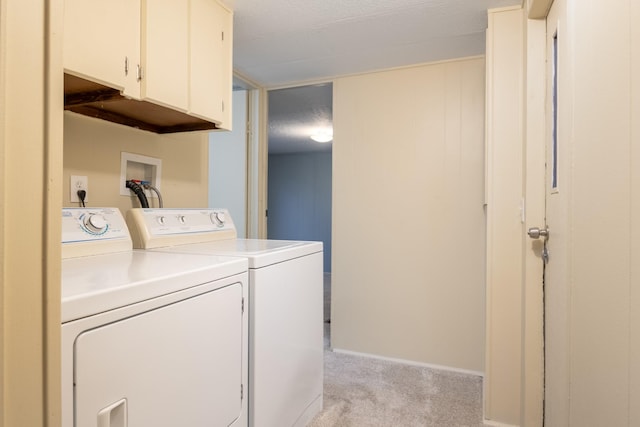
62 208 132 258
126 208 237 249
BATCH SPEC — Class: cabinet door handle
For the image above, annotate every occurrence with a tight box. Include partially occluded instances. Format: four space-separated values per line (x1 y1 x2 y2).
136 64 142 82
124 57 129 76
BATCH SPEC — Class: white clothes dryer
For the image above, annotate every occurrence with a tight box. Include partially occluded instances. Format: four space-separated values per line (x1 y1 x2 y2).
61 208 249 427
126 208 324 427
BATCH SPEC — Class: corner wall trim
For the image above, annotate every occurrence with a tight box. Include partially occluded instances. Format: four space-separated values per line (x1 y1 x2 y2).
528 0 552 19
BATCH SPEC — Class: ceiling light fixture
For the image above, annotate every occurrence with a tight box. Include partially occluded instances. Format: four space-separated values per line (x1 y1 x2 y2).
310 131 333 143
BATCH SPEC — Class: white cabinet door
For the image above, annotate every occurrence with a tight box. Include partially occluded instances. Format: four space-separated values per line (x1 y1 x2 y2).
64 0 233 129
190 0 233 128
64 0 141 97
142 0 189 111
218 3 233 129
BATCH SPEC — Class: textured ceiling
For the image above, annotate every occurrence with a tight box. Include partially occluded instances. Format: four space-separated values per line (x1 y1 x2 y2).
227 0 522 88
268 83 333 154
223 0 523 153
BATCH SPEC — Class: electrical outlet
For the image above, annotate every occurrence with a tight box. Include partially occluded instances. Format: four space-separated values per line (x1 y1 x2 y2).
70 175 88 203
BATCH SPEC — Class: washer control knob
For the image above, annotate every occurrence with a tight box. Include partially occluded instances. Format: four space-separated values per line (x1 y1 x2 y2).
157 215 166 225
83 214 107 234
178 215 186 224
210 211 226 226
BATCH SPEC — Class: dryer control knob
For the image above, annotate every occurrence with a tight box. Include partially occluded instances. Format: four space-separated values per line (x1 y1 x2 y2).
211 211 226 226
178 215 186 224
83 214 107 234
157 215 166 225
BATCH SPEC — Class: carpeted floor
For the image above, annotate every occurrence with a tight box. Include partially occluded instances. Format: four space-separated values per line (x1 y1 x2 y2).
308 347 486 427
312 274 487 426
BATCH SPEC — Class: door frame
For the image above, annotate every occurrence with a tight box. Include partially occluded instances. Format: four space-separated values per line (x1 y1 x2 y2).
522 1 554 426
522 11 547 426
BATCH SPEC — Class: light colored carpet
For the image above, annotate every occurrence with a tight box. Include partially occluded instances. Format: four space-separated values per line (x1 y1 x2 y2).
314 274 486 426
308 347 486 427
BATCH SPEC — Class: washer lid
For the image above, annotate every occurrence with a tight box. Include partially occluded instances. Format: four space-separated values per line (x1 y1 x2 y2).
150 239 323 269
61 251 247 323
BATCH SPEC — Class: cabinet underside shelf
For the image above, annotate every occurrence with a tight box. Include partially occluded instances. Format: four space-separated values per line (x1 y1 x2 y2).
64 73 219 134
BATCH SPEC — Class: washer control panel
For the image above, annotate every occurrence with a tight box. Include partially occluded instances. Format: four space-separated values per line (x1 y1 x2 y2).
126 208 237 249
62 208 132 258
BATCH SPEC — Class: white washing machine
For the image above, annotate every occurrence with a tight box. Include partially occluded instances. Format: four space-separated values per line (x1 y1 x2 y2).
126 208 324 427
61 208 249 427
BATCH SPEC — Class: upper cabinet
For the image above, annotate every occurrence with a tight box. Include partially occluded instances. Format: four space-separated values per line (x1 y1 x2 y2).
141 0 189 112
63 0 233 133
190 0 233 127
63 0 141 97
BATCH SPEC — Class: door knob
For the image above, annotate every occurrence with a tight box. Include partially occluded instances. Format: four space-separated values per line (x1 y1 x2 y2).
528 227 549 239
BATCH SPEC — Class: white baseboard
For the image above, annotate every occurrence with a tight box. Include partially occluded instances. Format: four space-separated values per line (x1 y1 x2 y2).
482 419 519 427
329 347 484 377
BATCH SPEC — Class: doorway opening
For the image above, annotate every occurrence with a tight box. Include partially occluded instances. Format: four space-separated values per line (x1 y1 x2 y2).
267 83 333 328
209 75 262 238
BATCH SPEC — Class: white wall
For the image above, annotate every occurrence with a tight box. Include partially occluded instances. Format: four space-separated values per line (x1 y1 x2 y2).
331 57 486 373
64 112 209 211
209 90 248 237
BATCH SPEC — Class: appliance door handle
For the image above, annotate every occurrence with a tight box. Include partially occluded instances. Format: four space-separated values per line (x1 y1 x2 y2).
97 398 127 427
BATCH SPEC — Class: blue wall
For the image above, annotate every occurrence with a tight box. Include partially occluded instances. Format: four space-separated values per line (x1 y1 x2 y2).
209 91 248 237
267 152 332 272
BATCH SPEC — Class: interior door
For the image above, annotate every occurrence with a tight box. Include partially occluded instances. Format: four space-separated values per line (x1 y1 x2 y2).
543 0 571 425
